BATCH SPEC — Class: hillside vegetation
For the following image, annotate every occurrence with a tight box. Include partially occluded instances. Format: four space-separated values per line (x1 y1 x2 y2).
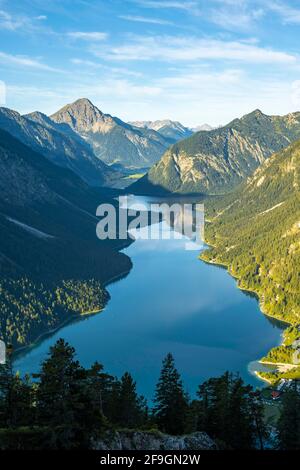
132 109 300 195
0 128 131 349
201 138 300 382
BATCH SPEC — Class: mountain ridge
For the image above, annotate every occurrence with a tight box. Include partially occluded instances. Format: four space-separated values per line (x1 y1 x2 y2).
131 109 300 195
50 98 171 169
201 137 300 381
0 105 118 187
128 119 193 143
0 126 132 348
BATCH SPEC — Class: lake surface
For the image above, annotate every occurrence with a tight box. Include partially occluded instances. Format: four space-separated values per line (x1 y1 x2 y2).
14 196 284 399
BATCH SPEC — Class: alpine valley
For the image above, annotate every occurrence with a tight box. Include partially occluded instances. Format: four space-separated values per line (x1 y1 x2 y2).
1 99 300 451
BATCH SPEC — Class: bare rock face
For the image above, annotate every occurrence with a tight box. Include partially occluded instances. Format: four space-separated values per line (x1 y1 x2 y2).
92 430 217 450
132 109 300 195
51 98 172 168
0 106 117 187
50 98 113 134
50 99 170 169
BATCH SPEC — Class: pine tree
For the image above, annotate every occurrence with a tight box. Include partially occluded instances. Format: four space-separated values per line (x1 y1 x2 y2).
278 384 300 450
153 353 188 435
0 359 14 427
116 372 147 428
197 372 264 449
0 361 33 428
35 338 84 447
84 361 117 426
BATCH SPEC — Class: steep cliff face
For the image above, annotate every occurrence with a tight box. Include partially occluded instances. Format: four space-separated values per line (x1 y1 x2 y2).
51 99 170 169
132 110 300 195
0 106 117 187
92 430 217 450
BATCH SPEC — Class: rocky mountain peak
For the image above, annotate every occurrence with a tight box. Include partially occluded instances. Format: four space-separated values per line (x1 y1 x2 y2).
50 98 112 133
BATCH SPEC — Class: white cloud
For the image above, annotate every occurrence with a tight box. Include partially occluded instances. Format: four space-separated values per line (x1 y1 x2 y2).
93 35 297 65
6 67 300 128
0 9 49 32
209 6 264 31
0 51 60 71
119 15 173 25
70 58 143 77
266 1 300 24
0 79 6 105
135 0 198 10
67 31 108 41
0 10 25 30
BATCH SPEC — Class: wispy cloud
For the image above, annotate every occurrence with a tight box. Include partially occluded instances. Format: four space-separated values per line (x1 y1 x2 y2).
93 35 297 65
0 10 26 31
134 0 198 11
0 9 49 32
266 1 300 24
0 51 60 71
119 14 173 25
67 31 108 41
70 58 143 77
7 69 298 128
209 4 264 31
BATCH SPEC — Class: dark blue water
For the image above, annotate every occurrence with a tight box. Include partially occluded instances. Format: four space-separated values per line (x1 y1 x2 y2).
14 197 283 399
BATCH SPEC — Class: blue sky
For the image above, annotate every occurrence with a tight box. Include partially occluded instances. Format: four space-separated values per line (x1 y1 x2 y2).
1 0 300 126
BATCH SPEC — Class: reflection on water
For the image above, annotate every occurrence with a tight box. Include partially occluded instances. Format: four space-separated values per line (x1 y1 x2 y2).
14 196 284 399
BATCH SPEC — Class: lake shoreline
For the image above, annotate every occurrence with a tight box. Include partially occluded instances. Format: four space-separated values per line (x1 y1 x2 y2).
200 243 293 384
13 199 285 394
12 268 132 360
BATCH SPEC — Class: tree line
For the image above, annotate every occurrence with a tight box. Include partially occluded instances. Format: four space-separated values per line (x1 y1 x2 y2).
0 339 299 449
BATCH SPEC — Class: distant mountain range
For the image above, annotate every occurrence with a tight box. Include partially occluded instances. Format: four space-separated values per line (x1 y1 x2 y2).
128 120 215 142
191 124 214 132
51 99 171 169
128 120 193 143
131 109 300 195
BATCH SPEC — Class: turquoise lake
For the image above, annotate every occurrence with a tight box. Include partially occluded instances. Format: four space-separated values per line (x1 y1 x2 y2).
14 196 283 399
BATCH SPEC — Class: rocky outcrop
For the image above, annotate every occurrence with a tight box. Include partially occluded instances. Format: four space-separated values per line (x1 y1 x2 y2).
92 430 217 450
51 99 170 169
0 106 117 187
132 109 300 195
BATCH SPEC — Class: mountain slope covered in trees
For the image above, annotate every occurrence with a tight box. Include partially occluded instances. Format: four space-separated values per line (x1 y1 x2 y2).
0 128 131 348
201 138 300 382
132 110 300 195
0 106 117 187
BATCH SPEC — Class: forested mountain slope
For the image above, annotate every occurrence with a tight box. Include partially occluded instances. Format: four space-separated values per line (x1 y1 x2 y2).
0 128 131 348
201 139 300 382
0 107 117 186
132 109 300 195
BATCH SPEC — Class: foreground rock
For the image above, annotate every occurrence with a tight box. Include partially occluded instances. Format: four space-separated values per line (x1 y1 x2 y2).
93 430 217 450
